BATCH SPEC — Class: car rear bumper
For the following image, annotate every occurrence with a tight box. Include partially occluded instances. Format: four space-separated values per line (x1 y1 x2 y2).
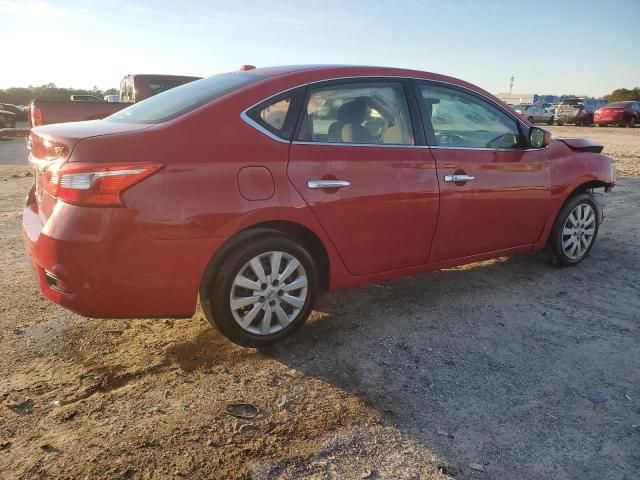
594 115 627 125
22 186 224 318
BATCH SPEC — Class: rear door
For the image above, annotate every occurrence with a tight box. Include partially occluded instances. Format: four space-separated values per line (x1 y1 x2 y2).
414 81 550 262
287 79 440 276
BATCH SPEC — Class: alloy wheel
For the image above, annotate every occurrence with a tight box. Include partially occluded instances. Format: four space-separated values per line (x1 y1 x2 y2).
229 251 308 335
561 203 596 260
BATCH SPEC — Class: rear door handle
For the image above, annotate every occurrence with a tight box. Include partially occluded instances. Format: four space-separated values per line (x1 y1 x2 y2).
444 174 475 182
307 180 351 189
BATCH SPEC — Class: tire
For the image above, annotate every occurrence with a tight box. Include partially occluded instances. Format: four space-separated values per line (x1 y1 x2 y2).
627 116 636 128
200 231 318 347
547 117 554 125
528 116 535 124
549 192 600 267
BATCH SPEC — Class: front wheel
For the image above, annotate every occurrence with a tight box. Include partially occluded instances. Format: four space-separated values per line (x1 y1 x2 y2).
627 116 636 128
547 117 554 125
201 232 318 347
549 193 600 267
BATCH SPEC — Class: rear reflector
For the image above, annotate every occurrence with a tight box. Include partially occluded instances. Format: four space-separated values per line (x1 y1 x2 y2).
44 162 162 206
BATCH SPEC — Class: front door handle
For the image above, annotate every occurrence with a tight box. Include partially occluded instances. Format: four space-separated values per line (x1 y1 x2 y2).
444 174 475 183
307 180 351 189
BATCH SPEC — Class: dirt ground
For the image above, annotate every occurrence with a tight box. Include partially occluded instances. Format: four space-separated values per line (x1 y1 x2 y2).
1 126 639 479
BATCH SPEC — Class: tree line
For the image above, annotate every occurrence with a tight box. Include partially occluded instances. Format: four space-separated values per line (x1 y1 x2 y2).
2 83 638 107
0 84 118 106
604 87 640 102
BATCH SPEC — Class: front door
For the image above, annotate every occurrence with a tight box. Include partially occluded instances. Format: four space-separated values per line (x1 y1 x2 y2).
287 80 439 276
414 81 551 262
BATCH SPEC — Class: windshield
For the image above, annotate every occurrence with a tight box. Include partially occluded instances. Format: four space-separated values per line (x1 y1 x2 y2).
107 72 265 124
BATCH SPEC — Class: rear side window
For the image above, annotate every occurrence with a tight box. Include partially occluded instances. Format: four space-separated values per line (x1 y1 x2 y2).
297 82 414 145
107 72 265 124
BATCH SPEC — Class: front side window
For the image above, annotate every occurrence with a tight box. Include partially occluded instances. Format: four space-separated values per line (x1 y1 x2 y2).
418 84 522 149
297 82 414 145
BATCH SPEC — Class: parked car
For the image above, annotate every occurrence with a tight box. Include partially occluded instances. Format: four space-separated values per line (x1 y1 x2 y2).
594 101 639 128
555 98 605 126
104 95 121 102
29 74 201 127
0 106 16 128
23 65 616 347
0 103 28 122
514 104 554 125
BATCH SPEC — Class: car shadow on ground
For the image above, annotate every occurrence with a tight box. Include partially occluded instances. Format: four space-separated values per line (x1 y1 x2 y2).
163 239 637 478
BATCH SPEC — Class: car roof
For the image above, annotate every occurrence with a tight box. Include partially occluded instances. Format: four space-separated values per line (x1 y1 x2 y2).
250 64 444 78
242 64 494 101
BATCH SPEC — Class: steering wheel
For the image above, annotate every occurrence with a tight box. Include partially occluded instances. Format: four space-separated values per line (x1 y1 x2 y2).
436 132 463 146
486 133 518 149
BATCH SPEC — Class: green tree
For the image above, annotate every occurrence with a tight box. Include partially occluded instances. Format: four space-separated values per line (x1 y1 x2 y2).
605 88 640 102
0 84 117 105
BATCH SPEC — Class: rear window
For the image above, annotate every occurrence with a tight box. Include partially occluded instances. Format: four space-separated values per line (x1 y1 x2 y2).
604 101 632 108
107 72 265 124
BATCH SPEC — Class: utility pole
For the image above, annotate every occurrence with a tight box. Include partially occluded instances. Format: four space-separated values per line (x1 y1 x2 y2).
509 74 514 94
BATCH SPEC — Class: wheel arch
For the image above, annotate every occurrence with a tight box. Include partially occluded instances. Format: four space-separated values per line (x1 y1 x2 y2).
199 220 331 305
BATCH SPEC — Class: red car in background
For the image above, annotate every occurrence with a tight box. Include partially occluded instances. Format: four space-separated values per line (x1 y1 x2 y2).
22 65 616 347
594 101 640 127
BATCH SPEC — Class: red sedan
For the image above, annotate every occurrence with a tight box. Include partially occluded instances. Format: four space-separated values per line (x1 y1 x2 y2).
23 65 616 346
594 101 639 127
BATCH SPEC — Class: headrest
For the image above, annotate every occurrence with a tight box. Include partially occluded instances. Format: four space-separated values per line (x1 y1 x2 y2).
337 98 368 124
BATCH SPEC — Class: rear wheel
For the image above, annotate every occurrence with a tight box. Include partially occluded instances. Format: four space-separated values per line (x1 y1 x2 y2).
201 232 318 347
627 116 636 128
547 116 554 125
549 193 599 267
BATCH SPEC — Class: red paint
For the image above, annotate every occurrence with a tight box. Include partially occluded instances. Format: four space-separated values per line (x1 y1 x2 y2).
22 65 616 319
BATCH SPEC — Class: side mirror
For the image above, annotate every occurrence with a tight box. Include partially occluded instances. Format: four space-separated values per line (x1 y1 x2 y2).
529 127 551 149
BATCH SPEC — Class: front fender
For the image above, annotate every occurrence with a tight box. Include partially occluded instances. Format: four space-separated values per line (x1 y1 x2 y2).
533 140 615 249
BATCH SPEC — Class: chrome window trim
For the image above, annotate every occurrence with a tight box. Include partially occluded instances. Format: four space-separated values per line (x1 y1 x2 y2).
292 140 423 149
240 74 547 151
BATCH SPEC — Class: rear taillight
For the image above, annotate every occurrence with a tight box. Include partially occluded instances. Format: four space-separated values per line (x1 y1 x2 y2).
30 104 43 127
44 163 162 206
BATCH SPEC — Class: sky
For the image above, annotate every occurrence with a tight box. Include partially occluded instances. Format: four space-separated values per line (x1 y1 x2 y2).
0 0 638 97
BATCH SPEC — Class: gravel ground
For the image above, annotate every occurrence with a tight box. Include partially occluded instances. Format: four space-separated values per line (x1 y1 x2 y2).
0 123 29 166
0 126 639 479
